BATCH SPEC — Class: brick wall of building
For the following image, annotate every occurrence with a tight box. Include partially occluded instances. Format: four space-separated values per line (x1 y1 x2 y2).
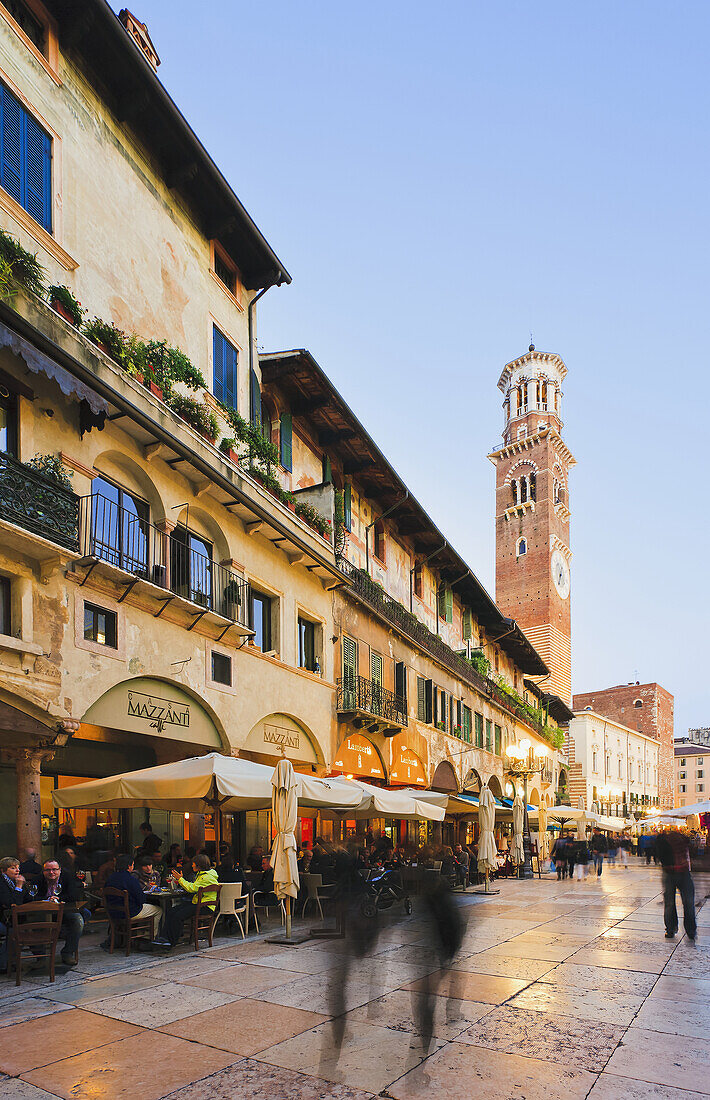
573 683 675 808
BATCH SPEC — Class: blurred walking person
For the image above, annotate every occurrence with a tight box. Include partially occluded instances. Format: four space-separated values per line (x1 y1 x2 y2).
656 830 696 941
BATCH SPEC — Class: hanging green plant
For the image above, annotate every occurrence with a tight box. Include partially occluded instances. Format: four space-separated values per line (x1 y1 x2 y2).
82 317 127 361
0 230 45 296
168 393 219 440
48 285 85 326
25 453 73 490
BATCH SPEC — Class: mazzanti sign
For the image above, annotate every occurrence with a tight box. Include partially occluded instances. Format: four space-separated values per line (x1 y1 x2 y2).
83 677 221 747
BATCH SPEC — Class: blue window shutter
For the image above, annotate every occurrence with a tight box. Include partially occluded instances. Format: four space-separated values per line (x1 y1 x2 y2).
25 112 51 232
250 367 261 426
1 84 23 208
279 412 292 471
213 328 224 404
344 483 352 531
226 341 237 411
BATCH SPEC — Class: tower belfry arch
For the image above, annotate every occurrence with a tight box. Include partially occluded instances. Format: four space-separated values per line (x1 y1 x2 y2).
488 345 576 705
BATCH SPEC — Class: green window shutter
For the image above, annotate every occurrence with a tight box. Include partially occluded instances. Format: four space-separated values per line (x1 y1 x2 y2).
322 455 332 484
437 586 445 619
370 651 382 685
342 635 357 681
475 712 483 748
417 676 426 722
445 587 453 624
463 706 471 742
279 412 292 471
494 724 502 755
485 719 492 750
343 483 352 531
424 679 433 724
462 608 473 640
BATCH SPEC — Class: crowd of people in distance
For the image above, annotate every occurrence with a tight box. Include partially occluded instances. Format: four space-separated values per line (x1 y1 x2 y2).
549 829 633 880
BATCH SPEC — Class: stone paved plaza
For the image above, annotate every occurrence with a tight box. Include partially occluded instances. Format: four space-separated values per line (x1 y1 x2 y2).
0 860 708 1099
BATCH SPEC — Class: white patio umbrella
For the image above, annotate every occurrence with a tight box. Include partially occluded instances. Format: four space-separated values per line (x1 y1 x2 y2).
477 784 498 892
510 793 525 868
271 758 299 941
321 779 445 822
665 800 710 817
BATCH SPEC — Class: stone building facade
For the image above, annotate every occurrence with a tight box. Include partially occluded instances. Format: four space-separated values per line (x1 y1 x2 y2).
573 683 674 809
674 740 708 807
567 710 660 816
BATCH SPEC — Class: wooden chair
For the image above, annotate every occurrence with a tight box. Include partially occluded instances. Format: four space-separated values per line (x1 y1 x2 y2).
102 887 156 956
215 882 248 939
190 884 222 950
10 902 64 986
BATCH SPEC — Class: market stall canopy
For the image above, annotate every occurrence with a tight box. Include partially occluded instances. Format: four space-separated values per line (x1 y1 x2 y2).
51 752 361 813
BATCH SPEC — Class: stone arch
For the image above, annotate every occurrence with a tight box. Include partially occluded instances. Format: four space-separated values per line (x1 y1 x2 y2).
462 766 483 794
558 767 568 787
431 759 458 793
529 787 540 806
172 504 231 564
93 449 165 524
487 774 503 798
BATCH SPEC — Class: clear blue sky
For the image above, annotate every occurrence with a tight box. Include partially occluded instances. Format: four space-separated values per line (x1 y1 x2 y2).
132 1 708 737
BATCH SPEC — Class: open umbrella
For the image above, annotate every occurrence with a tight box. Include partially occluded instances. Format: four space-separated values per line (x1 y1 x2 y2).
510 793 525 869
477 784 498 893
271 758 299 942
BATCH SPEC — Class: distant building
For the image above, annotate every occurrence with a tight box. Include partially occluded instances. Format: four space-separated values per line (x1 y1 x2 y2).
572 683 674 809
674 739 709 807
567 710 660 815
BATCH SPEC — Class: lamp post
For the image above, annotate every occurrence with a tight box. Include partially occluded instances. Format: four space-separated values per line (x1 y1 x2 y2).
505 739 550 879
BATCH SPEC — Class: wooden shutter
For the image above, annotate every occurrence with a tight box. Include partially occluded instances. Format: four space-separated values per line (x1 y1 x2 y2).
370 651 382 685
213 328 237 411
25 111 51 232
344 484 352 531
445 587 453 624
279 412 292 471
1 83 23 208
424 679 433 724
432 685 438 726
250 367 261 426
462 608 473 640
212 328 224 404
395 661 407 707
437 586 446 619
342 635 357 681
417 676 426 722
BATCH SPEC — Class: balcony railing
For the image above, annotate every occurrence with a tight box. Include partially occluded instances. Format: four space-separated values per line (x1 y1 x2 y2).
337 675 408 729
337 556 552 739
78 494 250 627
0 452 79 551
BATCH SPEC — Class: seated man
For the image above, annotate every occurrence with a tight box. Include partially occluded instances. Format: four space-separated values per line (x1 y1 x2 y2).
103 854 161 946
155 853 219 947
0 856 32 973
133 854 161 893
18 848 43 885
35 858 85 968
252 856 278 910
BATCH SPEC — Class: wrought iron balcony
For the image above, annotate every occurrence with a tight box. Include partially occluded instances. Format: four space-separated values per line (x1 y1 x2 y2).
0 452 79 551
337 556 553 740
336 675 408 734
76 494 251 632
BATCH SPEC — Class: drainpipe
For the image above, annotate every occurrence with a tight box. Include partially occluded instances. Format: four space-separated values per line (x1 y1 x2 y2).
365 491 409 575
248 285 270 383
410 541 447 611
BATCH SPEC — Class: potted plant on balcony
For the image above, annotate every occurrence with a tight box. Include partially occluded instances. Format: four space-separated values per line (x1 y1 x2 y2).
168 393 219 444
48 285 85 327
83 317 127 361
293 500 332 541
219 437 242 465
223 577 243 618
0 230 45 296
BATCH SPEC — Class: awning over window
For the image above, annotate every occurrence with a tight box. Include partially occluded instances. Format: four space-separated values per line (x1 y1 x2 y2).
0 320 109 415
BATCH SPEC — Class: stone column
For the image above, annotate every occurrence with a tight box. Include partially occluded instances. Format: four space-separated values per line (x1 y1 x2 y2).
155 519 176 590
12 749 50 855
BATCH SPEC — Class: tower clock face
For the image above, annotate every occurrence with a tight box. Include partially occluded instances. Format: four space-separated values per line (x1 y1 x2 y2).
550 549 571 600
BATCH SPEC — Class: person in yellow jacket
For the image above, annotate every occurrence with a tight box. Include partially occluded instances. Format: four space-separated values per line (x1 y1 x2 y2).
155 853 220 947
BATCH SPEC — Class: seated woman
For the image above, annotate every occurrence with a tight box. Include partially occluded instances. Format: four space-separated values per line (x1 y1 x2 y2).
155 854 219 947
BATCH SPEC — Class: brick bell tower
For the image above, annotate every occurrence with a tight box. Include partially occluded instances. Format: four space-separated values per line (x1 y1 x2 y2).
489 345 576 705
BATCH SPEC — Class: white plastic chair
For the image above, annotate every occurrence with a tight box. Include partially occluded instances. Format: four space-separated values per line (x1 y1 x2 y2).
215 882 248 939
301 873 335 920
251 894 285 932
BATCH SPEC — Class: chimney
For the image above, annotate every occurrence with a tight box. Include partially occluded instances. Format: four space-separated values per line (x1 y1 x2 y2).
119 9 160 71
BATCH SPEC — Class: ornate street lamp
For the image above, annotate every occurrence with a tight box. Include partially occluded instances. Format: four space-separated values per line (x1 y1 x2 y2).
505 739 550 878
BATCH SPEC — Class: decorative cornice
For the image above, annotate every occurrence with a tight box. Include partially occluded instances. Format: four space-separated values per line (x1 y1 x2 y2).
497 349 567 392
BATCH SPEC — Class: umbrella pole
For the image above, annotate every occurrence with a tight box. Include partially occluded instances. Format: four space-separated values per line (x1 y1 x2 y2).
285 895 291 939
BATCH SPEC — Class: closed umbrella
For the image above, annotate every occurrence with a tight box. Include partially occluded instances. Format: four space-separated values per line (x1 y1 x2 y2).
510 793 525 870
477 784 498 893
576 795 587 841
271 758 299 941
537 803 548 859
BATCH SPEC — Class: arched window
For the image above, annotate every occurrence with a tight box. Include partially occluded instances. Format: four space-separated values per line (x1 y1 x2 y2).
634 699 643 709
511 479 519 505
520 477 528 503
516 537 527 557
529 472 536 501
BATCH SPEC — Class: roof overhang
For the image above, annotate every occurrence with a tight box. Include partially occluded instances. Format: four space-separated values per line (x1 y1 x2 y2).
45 0 290 291
524 680 574 724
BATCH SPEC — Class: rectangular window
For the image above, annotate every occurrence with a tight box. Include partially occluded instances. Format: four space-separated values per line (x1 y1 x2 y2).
485 718 492 751
698 770 704 779
373 522 385 563
456 699 462 732
697 783 705 793
212 244 238 296
0 80 52 232
413 564 422 599
0 575 10 635
592 751 597 772
417 676 426 722
2 1 46 53
424 679 433 725
439 690 447 730
475 712 483 748
91 475 150 576
342 635 358 708
462 608 473 640
494 724 501 756
83 602 117 648
680 771 686 780
680 784 686 793
343 484 352 532
680 758 686 767
171 526 213 608
0 390 17 455
395 661 407 709
211 651 232 686
279 412 292 472
462 705 471 743
249 588 272 652
213 327 238 412
298 617 316 672
437 586 453 623
698 758 704 766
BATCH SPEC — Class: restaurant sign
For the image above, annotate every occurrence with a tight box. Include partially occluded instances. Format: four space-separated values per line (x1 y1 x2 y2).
83 677 221 746
244 713 318 764
390 745 427 786
333 734 384 780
